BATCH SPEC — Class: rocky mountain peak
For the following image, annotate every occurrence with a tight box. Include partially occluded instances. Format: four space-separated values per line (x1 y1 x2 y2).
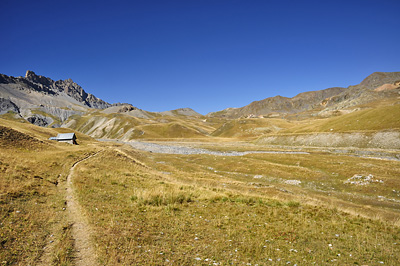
359 72 400 90
25 70 35 78
24 70 54 87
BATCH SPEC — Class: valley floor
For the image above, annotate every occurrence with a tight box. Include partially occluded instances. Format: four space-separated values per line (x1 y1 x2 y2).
1 129 400 265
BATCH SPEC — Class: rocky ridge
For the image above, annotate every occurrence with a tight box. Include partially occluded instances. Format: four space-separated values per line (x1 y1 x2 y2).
207 72 400 118
19 70 110 109
320 72 400 112
0 71 112 126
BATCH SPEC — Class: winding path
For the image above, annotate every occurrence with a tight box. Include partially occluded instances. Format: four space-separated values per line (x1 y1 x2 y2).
66 152 100 266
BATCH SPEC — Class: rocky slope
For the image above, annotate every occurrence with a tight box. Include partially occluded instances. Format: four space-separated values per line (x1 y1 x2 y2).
0 71 111 126
319 72 400 113
0 98 19 115
208 72 400 118
27 70 110 108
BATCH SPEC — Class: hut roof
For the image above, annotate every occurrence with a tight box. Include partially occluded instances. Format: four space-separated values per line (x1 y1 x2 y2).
56 133 76 140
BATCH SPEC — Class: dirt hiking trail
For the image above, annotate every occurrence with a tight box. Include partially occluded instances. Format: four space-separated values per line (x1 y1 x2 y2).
66 152 100 266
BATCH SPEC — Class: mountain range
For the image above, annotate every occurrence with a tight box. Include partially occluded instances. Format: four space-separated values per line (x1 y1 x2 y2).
0 70 399 140
208 72 400 118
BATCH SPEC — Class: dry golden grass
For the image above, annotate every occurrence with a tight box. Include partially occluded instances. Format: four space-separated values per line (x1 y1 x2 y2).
211 118 293 138
146 149 400 222
0 146 94 265
282 101 400 133
0 119 100 265
72 146 400 265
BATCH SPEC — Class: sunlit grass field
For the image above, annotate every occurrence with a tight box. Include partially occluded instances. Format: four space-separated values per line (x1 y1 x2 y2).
74 147 400 265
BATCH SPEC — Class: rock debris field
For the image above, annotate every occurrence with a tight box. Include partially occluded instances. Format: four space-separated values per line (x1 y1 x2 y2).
98 139 309 156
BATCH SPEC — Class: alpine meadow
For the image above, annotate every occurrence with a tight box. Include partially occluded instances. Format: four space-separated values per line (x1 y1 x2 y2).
1 70 400 265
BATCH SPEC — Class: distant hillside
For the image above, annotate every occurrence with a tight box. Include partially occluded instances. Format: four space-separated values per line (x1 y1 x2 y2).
160 108 202 117
101 104 155 119
208 72 400 118
62 112 215 140
320 72 400 113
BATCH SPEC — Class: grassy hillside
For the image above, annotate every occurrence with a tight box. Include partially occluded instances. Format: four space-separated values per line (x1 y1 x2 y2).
64 112 218 140
284 102 400 133
252 101 400 148
209 99 400 141
212 118 293 138
207 100 400 148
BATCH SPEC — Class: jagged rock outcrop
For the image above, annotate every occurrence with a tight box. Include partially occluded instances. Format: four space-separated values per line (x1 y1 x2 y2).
0 72 56 95
25 71 111 109
25 70 54 88
54 78 110 109
27 115 52 127
117 105 137 113
0 71 111 109
0 98 19 114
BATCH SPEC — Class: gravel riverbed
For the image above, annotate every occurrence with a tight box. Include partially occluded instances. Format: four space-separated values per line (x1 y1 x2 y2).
98 139 309 156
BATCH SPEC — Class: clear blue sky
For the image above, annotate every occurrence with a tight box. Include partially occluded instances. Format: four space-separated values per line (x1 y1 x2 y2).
1 0 399 114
